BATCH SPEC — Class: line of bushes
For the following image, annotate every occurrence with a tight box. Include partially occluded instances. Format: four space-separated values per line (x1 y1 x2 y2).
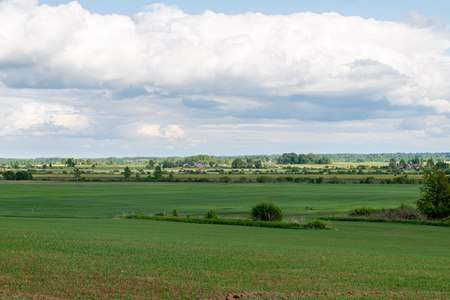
319 216 450 227
347 203 424 220
117 214 330 230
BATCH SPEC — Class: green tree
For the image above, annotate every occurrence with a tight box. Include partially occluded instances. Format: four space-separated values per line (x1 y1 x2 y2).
231 158 245 168
415 166 450 219
154 166 163 180
73 168 81 182
389 158 397 169
2 171 16 180
67 158 76 167
123 166 131 181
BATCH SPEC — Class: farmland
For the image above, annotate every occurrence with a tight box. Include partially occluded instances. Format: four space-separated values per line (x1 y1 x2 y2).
0 181 449 299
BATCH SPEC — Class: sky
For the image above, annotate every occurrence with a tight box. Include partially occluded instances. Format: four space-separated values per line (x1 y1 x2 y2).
0 0 449 158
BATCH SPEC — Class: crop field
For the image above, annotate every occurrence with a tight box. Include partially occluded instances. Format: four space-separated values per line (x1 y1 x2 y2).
0 182 421 220
0 182 449 299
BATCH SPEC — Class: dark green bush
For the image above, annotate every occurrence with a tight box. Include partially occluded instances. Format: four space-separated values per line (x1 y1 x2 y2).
171 209 179 217
349 207 380 216
251 201 283 222
204 210 218 219
256 176 269 183
304 219 328 229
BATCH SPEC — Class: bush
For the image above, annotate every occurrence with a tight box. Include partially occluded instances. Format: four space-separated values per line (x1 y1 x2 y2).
256 176 269 183
304 219 328 229
348 204 425 220
204 210 218 219
349 207 379 216
171 209 179 217
250 201 284 222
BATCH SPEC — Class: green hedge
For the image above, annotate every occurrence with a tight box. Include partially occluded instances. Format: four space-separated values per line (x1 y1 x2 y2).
118 215 329 230
319 217 450 227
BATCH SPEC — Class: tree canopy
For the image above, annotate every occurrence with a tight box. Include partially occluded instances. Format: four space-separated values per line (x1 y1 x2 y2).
415 166 450 219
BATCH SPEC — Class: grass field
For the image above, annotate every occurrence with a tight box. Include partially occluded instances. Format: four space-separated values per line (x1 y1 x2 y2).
0 182 420 220
0 181 448 299
0 217 448 299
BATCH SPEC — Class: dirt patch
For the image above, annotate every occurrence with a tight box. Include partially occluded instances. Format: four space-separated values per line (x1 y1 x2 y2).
208 290 444 300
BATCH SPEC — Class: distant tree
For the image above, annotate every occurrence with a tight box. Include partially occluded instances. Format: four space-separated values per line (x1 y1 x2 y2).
73 168 81 182
123 166 131 181
135 173 142 182
15 171 32 180
317 156 333 164
389 158 397 169
231 158 245 169
67 158 76 167
154 166 163 180
399 159 407 168
415 166 450 219
426 158 435 167
168 172 174 182
255 160 263 169
411 157 420 164
2 171 16 180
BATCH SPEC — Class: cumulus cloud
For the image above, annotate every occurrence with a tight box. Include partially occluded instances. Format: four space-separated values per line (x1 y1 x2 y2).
0 1 449 112
0 1 449 156
0 98 90 136
125 123 185 139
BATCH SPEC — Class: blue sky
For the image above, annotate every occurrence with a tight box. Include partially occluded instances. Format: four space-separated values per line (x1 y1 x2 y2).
0 0 449 157
40 0 450 23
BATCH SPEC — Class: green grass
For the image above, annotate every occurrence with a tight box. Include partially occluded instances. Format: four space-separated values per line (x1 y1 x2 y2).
0 181 447 299
0 217 448 299
0 182 420 220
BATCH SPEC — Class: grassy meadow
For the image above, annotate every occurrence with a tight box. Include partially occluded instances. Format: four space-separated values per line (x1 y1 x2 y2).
0 181 449 299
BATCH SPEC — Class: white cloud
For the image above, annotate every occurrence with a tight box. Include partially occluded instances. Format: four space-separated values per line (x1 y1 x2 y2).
126 123 184 139
0 1 449 112
0 98 90 136
0 1 449 156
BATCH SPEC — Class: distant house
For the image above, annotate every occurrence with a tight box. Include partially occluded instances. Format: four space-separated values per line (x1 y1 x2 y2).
194 162 204 168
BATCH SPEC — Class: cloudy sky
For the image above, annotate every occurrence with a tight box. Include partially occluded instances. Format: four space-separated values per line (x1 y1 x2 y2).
1 0 449 158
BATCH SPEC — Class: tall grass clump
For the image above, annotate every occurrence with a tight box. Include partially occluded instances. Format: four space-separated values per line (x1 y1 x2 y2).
204 210 218 219
251 201 284 222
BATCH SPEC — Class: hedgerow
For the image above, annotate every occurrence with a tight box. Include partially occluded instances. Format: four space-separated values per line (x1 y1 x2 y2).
118 214 330 230
319 216 450 227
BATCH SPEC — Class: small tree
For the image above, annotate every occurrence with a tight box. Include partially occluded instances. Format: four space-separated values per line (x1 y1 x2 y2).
204 210 218 219
73 168 81 182
251 201 284 222
124 166 131 181
154 166 163 180
415 166 450 219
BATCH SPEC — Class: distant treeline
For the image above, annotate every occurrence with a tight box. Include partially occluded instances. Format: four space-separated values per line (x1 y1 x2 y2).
0 152 449 167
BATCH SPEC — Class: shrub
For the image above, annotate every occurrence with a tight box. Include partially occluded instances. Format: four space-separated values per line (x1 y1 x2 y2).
187 213 192 218
304 219 328 229
219 176 231 183
154 212 166 216
256 176 269 183
349 207 379 216
171 209 179 217
250 201 284 222
204 210 218 219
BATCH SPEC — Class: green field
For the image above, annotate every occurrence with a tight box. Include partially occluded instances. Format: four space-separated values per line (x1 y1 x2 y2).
0 182 449 299
0 182 421 220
